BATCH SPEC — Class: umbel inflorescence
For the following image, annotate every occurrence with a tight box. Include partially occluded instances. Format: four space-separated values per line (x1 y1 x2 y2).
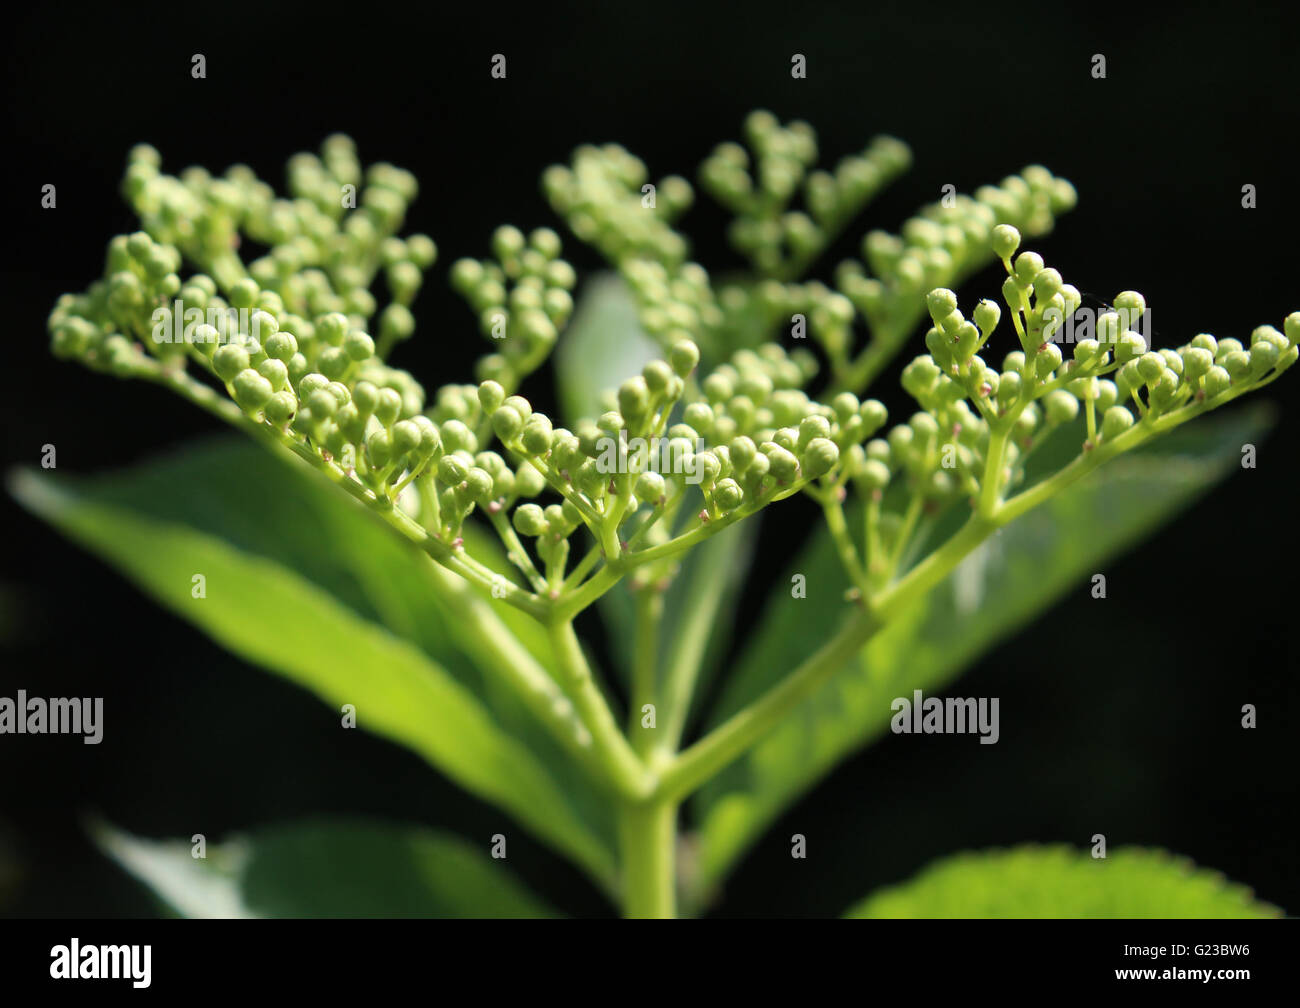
48 119 1298 625
44 115 1298 898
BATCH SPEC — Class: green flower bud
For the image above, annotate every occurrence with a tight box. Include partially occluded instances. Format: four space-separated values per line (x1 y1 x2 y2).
642 359 675 396
973 299 1001 336
703 372 734 403
1094 380 1119 412
1116 360 1142 400
764 444 800 484
344 329 375 361
521 414 554 456
926 327 955 371
406 234 437 269
1203 365 1232 398
232 368 274 413
634 471 666 504
713 477 744 512
801 437 839 479
513 502 548 537
1116 331 1146 364
465 467 495 505
1150 369 1180 409
683 402 714 438
1036 342 1063 378
1217 348 1251 381
668 339 700 378
798 414 832 450
1044 389 1079 425
1284 313 1300 346
1033 268 1063 302
437 453 468 485
257 357 289 392
502 395 532 422
478 380 506 414
336 402 366 443
1190 333 1218 355
926 288 958 326
1214 337 1244 362
229 278 259 310
264 390 297 427
287 353 311 386
618 376 651 424
368 429 394 468
729 435 757 473
1096 312 1122 347
1100 405 1134 440
413 416 441 456
213 343 250 382
1182 347 1213 381
1013 251 1044 285
441 419 476 454
859 458 891 491
1113 290 1146 321
695 450 722 487
265 330 298 361
392 419 422 457
316 312 349 347
991 224 1020 260
1250 339 1280 377
859 399 888 438
375 387 403 427
996 371 1022 409
1137 351 1166 384
351 381 380 417
307 388 339 420
1073 339 1102 367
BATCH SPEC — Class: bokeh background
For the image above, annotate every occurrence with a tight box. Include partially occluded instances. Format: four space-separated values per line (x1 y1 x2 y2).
1 3 1297 916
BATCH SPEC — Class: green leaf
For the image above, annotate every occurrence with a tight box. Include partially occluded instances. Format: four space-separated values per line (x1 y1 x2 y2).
12 454 616 886
844 845 1280 918
555 271 659 428
95 818 558 918
692 406 1274 898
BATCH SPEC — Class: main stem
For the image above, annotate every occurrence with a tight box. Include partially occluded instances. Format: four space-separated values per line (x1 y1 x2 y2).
618 797 677 918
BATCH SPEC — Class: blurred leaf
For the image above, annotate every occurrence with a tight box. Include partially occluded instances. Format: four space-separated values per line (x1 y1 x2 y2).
692 406 1273 898
844 846 1280 918
12 459 615 885
96 818 557 918
555 272 659 427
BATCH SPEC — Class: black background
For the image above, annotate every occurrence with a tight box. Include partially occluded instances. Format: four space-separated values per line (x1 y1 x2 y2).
1 2 1297 918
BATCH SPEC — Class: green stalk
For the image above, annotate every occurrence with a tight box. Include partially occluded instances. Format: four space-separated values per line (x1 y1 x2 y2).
547 618 651 800
618 798 677 918
630 589 663 754
657 513 996 803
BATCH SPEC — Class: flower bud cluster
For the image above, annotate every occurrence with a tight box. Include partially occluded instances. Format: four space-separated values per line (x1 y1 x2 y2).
700 110 911 279
543 144 693 268
449 225 576 388
835 166 1076 363
912 226 1299 495
119 138 434 361
46 124 1300 618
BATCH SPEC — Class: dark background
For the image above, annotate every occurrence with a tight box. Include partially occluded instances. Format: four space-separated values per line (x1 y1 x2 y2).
1 2 1297 917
